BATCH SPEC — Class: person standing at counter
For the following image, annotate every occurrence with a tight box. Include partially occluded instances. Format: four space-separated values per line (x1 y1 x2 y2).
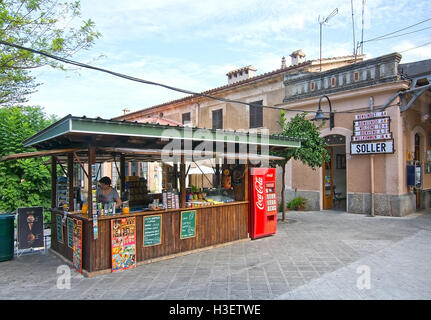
97 176 122 209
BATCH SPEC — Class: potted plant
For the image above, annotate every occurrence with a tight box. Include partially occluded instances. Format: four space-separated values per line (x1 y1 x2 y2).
287 197 307 211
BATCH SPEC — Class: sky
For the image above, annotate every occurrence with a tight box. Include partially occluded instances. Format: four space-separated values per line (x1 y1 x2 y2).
26 0 431 120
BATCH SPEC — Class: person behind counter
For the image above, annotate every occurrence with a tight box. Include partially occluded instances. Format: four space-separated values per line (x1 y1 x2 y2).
97 176 122 209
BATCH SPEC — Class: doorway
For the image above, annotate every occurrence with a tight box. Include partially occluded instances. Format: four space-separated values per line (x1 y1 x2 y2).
322 147 333 209
323 135 347 211
414 133 421 209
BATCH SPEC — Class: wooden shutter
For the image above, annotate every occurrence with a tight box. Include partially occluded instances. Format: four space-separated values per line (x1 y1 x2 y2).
212 109 223 129
182 112 191 124
249 100 263 128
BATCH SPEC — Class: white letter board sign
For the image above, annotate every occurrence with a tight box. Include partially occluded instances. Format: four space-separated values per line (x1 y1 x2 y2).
351 140 394 155
351 111 394 155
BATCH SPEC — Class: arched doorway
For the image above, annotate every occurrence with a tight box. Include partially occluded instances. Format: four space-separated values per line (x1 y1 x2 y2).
322 134 347 210
415 133 421 209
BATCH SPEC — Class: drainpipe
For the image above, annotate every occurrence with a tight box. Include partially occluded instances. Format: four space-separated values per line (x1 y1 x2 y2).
369 97 375 217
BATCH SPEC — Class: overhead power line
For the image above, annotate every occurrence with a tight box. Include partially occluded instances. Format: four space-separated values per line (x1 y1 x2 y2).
363 25 431 43
0 40 387 115
398 41 431 53
0 40 295 112
363 17 431 43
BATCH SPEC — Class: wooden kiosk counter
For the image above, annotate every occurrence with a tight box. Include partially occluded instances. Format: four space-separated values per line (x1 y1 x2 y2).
4 115 300 276
52 202 249 275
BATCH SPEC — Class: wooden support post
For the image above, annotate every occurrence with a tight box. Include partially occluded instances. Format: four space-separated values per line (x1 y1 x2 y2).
163 163 168 190
68 153 74 211
173 163 178 190
244 163 249 201
88 146 95 216
215 163 220 188
180 155 186 208
51 156 57 208
73 152 88 179
120 154 126 198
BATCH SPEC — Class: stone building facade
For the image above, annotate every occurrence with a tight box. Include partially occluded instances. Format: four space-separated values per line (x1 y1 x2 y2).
113 51 363 198
281 53 431 216
112 51 431 216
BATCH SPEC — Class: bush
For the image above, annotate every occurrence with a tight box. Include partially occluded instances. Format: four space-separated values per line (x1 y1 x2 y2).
287 197 307 210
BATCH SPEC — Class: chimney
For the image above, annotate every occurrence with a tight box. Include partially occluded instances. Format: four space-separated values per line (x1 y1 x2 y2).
122 108 130 115
290 49 306 66
226 65 256 84
281 56 287 69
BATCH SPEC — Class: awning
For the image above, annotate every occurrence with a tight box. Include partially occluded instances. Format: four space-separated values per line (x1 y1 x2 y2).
2 114 300 164
22 115 302 150
1 148 85 162
1 146 285 163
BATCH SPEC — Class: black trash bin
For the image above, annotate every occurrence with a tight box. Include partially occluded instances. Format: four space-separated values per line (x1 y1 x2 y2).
0 213 15 262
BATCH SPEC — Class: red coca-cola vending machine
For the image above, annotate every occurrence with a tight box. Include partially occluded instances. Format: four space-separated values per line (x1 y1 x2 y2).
249 168 277 239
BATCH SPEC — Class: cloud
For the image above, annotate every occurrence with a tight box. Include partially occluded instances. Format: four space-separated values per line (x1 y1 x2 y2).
26 0 431 120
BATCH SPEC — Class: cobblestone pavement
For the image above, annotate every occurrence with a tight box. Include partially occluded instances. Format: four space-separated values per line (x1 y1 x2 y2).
1 210 430 300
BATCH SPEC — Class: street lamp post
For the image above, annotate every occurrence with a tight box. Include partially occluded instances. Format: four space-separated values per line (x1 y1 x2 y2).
314 95 334 130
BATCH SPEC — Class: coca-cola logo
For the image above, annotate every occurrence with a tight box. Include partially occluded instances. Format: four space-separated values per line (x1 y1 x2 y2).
255 177 264 210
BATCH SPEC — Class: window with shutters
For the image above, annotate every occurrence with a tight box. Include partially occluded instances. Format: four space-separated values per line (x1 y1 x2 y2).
182 112 191 124
212 109 223 129
249 100 263 128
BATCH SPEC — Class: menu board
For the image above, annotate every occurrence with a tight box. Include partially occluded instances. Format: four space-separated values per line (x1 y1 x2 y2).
17 206 44 250
67 217 74 248
143 215 162 246
180 210 196 239
56 214 64 244
72 219 83 273
111 217 136 272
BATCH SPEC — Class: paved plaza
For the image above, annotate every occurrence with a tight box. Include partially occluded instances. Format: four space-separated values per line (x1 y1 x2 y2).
1 210 431 300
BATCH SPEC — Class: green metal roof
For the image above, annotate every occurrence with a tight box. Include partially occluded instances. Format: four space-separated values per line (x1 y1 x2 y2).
23 115 301 150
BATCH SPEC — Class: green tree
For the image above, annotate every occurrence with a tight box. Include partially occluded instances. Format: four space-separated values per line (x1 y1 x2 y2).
0 0 101 105
0 106 56 222
271 111 329 221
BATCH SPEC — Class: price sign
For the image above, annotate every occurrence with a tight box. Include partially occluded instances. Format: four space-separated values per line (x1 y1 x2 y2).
143 215 162 246
180 210 196 239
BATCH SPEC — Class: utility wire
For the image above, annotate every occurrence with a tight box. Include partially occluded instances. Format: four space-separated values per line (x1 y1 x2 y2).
0 40 386 115
363 25 431 43
362 17 431 43
398 41 431 53
0 39 301 112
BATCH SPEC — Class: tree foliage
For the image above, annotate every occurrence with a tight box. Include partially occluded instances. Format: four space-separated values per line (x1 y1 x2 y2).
271 111 329 168
271 111 329 220
0 106 56 220
0 0 101 106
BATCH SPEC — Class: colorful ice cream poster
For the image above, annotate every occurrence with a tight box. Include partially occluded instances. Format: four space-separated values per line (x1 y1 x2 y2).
72 219 83 273
92 213 98 240
111 217 136 272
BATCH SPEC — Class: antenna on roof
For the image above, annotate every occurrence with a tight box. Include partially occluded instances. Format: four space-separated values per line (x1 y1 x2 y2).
318 8 338 72
361 0 366 55
351 0 356 57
